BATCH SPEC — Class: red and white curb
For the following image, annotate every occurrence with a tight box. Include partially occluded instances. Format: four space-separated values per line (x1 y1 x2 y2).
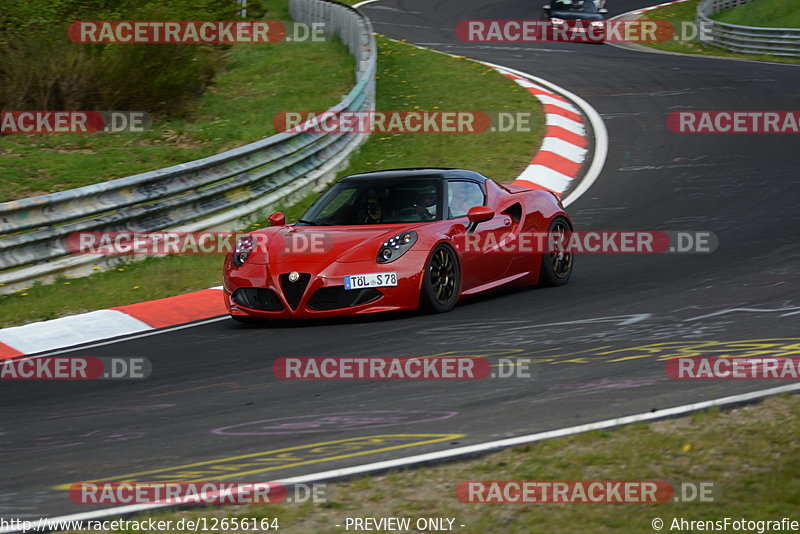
488 66 588 196
629 0 690 15
0 45 606 361
0 288 227 359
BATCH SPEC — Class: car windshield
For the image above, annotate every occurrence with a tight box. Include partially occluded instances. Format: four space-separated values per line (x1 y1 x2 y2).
297 178 442 225
553 0 598 13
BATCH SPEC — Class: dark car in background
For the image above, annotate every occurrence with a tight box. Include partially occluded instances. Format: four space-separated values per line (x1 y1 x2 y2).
542 0 608 42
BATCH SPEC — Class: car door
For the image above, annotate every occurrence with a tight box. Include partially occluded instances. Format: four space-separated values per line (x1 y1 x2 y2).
446 180 514 291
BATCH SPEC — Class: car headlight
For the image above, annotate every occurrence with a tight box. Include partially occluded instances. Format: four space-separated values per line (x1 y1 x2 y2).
377 231 418 264
233 235 255 267
590 21 605 27
551 17 565 24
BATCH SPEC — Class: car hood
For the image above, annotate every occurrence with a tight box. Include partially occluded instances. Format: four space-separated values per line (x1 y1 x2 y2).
551 11 604 21
249 224 428 264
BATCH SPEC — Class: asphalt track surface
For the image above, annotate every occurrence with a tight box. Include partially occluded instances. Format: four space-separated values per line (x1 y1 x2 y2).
2 0 799 522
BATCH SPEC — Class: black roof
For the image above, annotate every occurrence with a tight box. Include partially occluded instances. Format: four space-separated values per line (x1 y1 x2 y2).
341 168 489 182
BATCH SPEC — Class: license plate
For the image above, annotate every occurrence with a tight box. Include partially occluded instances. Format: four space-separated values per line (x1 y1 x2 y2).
344 272 398 290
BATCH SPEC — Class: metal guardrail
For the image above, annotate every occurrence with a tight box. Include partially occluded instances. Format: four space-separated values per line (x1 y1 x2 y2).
0 0 376 291
697 0 800 57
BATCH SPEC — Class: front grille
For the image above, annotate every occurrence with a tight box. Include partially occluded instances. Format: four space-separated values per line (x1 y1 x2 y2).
232 288 284 311
279 273 311 310
308 286 381 311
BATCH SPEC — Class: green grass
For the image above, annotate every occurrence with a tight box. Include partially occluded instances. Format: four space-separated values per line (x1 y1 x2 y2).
60 394 800 533
713 0 800 28
0 36 544 328
0 0 355 202
639 0 800 63
340 36 544 182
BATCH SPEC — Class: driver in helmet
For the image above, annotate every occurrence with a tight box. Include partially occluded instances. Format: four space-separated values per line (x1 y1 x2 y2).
365 196 383 223
414 187 437 219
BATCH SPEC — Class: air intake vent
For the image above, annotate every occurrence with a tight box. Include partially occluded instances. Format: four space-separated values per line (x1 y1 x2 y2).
279 273 311 310
232 288 284 311
308 286 381 311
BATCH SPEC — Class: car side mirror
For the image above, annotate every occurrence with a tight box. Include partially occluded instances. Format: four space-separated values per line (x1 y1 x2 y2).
268 212 286 226
467 206 494 224
599 8 608 14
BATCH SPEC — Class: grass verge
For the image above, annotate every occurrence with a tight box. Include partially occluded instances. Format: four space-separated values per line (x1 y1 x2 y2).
0 0 354 202
0 36 544 328
713 0 800 28
61 394 800 533
639 0 800 64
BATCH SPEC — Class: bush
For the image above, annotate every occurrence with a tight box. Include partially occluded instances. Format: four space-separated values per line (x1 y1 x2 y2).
0 0 269 115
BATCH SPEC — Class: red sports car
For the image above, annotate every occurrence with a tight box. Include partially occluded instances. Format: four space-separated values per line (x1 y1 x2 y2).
223 168 573 321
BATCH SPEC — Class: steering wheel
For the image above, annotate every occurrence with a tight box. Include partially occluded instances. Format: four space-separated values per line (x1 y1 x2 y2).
396 206 421 217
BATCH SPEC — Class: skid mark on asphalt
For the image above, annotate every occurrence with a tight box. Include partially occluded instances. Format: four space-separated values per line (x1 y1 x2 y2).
618 163 716 171
686 305 800 320
547 378 660 391
417 305 800 347
0 429 147 453
212 411 459 435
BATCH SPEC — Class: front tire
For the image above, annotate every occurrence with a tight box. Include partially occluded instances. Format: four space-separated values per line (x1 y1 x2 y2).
539 217 574 286
420 244 460 313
